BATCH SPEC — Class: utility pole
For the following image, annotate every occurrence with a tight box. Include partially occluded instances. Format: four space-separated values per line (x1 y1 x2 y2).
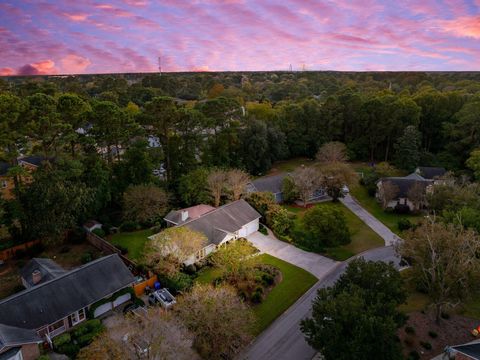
158 56 162 75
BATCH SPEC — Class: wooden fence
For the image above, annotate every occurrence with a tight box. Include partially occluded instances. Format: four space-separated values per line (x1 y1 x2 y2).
0 240 41 261
86 232 137 271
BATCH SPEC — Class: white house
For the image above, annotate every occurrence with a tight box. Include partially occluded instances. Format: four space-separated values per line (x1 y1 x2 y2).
153 199 261 265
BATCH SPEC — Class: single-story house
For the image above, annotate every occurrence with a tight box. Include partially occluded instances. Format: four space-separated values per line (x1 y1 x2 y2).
247 174 287 203
0 254 134 359
247 173 327 204
0 324 43 360
164 204 215 227
153 199 261 265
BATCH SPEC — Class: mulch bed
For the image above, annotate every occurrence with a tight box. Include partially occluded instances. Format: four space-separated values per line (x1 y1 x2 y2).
399 310 480 359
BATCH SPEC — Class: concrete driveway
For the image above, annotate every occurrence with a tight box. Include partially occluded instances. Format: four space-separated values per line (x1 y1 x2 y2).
340 194 400 246
247 231 338 279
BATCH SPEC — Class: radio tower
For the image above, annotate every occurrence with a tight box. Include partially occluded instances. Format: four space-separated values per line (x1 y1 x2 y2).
158 56 162 75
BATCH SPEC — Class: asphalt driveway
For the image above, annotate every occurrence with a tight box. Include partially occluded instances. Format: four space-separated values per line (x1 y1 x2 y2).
247 231 338 279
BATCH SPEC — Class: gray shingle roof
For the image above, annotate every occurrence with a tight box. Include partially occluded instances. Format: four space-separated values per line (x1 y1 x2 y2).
249 174 287 194
0 254 134 330
416 166 446 180
20 258 67 287
164 205 215 225
380 178 430 198
452 342 480 359
0 324 41 351
181 199 261 245
0 163 10 176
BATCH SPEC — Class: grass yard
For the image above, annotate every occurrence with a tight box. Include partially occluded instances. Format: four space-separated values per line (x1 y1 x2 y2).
193 254 317 335
109 228 154 261
285 202 384 261
253 254 317 334
266 157 312 176
349 184 421 235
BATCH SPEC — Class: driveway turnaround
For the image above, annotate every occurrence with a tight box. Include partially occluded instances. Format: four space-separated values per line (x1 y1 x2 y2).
340 194 400 246
241 246 401 360
247 231 338 279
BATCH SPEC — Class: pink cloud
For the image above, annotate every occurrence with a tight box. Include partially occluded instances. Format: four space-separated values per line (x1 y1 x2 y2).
0 67 15 76
437 16 480 39
60 54 91 73
16 60 58 75
63 12 89 21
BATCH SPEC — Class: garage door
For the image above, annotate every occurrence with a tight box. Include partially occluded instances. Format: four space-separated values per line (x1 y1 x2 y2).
94 302 112 318
113 293 131 307
243 219 259 237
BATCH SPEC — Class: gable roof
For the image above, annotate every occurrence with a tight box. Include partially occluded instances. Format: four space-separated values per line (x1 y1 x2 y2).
0 254 134 330
0 324 41 351
180 199 261 245
164 204 215 225
248 173 287 194
20 258 67 287
404 172 425 181
416 166 446 180
380 178 430 198
451 342 480 359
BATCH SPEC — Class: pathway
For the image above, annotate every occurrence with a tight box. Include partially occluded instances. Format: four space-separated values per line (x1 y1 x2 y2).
246 231 337 279
340 194 399 246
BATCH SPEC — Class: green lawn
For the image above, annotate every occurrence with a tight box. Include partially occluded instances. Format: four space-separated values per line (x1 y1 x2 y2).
109 229 154 261
253 254 317 334
285 202 385 261
349 184 421 235
194 254 317 335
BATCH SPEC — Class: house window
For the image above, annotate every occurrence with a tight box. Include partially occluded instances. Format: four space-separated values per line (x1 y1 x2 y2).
70 308 86 326
1 180 7 189
48 319 66 337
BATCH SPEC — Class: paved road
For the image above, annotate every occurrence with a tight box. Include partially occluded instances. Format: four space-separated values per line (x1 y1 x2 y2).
340 194 399 246
241 246 401 360
247 231 337 279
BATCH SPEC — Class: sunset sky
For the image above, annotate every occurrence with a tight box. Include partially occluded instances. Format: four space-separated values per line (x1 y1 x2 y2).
1 0 479 75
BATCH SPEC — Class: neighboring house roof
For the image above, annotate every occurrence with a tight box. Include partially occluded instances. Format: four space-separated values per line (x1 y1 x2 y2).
180 199 261 245
20 258 67 287
164 204 215 225
248 173 287 194
0 254 134 330
0 163 10 177
451 342 480 359
0 324 42 351
380 178 430 198
416 166 446 180
18 155 46 167
404 172 425 181
83 220 102 230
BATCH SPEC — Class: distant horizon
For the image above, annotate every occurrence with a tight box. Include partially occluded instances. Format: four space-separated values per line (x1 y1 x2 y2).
1 0 479 76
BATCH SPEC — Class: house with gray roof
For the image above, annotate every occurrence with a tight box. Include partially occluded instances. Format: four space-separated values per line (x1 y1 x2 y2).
20 258 68 288
0 324 42 360
247 174 287 203
415 166 446 181
0 254 134 358
152 199 261 265
164 204 215 226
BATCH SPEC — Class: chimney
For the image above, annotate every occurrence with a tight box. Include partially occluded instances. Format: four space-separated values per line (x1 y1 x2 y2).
181 210 188 222
32 270 42 285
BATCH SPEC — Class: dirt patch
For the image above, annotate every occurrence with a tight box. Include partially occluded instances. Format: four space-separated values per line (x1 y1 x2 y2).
399 310 480 359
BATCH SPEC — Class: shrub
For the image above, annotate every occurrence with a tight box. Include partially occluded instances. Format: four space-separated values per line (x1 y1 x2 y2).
405 326 415 335
420 341 432 350
115 245 128 255
428 331 438 338
57 343 80 358
13 285 25 293
394 204 411 214
404 338 414 346
92 228 106 238
408 350 420 360
266 205 294 237
398 218 413 231
69 226 86 244
441 312 450 320
81 252 93 264
25 243 45 257
258 224 268 236
14 248 26 259
53 333 71 348
261 273 274 286
120 221 138 232
77 332 98 347
251 290 263 304
37 356 50 360
157 272 193 294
